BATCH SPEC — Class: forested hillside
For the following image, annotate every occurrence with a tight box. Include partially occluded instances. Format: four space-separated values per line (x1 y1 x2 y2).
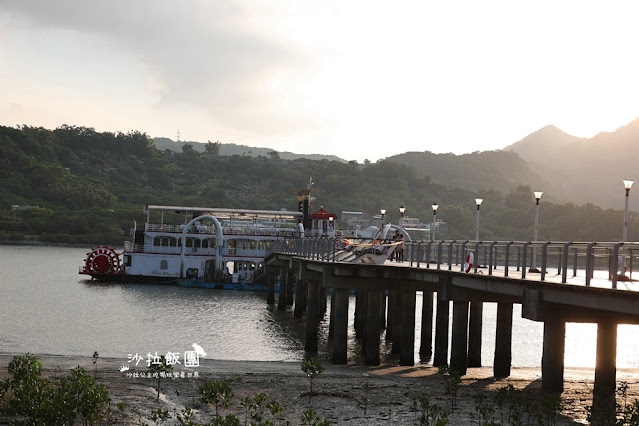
153 137 346 162
387 150 550 196
1 125 638 245
504 118 639 209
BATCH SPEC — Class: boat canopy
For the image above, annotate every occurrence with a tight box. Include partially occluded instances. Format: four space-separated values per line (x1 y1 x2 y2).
146 205 303 221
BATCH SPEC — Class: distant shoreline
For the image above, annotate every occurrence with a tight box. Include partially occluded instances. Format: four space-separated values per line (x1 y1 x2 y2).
0 239 103 249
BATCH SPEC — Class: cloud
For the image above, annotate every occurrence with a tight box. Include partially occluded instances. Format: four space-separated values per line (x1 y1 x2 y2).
1 0 315 137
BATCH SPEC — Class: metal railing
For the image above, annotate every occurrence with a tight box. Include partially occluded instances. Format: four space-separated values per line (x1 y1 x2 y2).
268 237 639 289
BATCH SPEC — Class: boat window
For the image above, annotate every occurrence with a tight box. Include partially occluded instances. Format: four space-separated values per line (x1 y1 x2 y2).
257 241 264 249
154 237 161 246
250 241 256 249
202 239 209 249
160 260 168 270
186 238 193 248
242 241 248 249
161 238 169 247
170 238 177 247
228 240 236 248
194 239 201 248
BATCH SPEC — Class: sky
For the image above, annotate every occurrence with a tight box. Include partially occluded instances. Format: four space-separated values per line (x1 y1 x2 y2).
2 1 639 163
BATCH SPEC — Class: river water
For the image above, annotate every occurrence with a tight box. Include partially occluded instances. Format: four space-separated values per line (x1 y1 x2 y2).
1 245 638 368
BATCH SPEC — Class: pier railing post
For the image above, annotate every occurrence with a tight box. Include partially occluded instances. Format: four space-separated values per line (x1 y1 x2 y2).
586 242 597 286
521 242 530 279
541 242 551 281
448 240 456 270
425 241 432 268
561 242 572 284
473 241 481 274
488 241 496 275
504 242 513 277
611 242 624 289
437 241 444 269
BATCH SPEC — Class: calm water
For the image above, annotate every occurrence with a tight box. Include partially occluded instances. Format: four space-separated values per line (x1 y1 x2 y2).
1 245 638 368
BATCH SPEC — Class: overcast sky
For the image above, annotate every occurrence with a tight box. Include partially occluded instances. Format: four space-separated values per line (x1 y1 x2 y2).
2 1 639 162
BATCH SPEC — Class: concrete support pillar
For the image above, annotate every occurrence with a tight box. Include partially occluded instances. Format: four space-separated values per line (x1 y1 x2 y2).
266 272 275 305
286 271 295 305
365 290 382 366
450 300 469 375
391 290 403 354
593 320 618 417
304 279 320 353
386 291 395 341
420 291 434 362
433 301 450 367
467 302 483 368
434 276 451 367
354 289 367 337
293 279 305 318
277 267 288 311
332 287 349 364
328 290 335 338
541 319 565 393
320 287 328 316
494 302 513 379
400 288 416 366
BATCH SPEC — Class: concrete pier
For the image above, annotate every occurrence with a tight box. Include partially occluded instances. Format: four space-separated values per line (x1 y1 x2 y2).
332 287 349 364
420 291 434 362
293 279 305 318
267 272 275 305
364 289 382 365
450 300 469 375
266 247 639 411
593 320 618 414
468 302 483 367
277 266 288 311
304 279 320 353
494 302 513 379
399 287 416 366
541 318 565 393
433 277 451 367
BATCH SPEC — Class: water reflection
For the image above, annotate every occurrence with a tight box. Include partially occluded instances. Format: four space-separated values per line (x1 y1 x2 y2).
0 246 638 368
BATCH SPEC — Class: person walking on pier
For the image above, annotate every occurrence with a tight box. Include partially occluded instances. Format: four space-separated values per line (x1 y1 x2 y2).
396 233 405 262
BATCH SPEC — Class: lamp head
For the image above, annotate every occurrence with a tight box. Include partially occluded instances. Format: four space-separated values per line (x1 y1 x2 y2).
399 205 406 216
432 202 439 212
534 191 543 200
624 180 634 190
380 209 386 216
475 198 483 207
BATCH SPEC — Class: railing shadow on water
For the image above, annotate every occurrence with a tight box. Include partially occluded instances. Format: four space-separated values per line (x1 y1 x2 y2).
267 237 639 289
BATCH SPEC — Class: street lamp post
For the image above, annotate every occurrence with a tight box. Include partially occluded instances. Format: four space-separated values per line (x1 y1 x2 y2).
399 205 406 227
432 202 439 241
623 180 633 242
531 191 543 272
475 199 483 241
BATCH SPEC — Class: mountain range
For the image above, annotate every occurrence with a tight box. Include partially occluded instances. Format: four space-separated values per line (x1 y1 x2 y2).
154 117 639 211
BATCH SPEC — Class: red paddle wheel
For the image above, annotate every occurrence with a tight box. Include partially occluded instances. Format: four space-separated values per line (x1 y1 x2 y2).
81 246 122 275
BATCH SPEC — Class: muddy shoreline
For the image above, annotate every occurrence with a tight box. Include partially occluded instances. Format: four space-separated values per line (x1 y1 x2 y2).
2 353 639 424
